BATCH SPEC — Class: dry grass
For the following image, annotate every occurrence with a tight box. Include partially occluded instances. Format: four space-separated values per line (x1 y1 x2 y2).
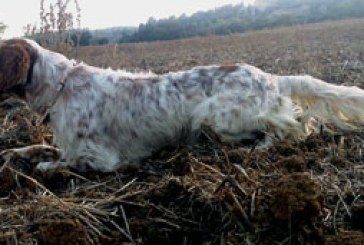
25 0 81 56
0 18 364 244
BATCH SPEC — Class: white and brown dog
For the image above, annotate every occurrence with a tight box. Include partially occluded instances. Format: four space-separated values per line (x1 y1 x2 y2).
1 38 364 172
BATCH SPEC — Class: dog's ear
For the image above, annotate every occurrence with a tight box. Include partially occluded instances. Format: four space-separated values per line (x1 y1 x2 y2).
0 43 31 92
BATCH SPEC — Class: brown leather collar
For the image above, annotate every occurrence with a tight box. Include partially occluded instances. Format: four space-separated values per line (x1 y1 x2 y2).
37 64 78 126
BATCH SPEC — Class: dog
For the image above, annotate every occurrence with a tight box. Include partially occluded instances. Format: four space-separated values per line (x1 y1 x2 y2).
1 38 364 172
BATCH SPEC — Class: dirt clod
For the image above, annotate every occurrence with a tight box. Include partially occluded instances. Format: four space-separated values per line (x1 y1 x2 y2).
270 173 323 222
352 204 364 231
37 219 88 244
330 156 351 168
276 156 305 173
272 142 302 157
324 231 364 245
0 167 17 196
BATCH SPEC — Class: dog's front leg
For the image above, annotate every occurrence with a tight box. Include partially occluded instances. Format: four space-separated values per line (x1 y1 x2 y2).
0 145 62 171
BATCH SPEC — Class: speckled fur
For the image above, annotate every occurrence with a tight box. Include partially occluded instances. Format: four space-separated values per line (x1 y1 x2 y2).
2 38 364 172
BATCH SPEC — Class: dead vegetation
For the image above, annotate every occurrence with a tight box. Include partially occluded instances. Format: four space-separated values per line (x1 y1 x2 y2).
25 0 81 56
1 18 364 244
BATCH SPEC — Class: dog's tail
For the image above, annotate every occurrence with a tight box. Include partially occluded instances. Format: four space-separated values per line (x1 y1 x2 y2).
278 75 364 132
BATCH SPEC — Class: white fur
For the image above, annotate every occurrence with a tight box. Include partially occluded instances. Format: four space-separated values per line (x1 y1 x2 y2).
9 39 364 172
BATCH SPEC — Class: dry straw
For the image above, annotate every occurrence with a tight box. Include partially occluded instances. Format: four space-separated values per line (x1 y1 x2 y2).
25 0 81 56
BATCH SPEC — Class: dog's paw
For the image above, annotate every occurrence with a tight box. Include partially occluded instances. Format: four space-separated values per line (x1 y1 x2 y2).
36 162 62 172
0 149 18 163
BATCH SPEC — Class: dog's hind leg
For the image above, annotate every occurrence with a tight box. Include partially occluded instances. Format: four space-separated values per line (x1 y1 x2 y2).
191 93 304 147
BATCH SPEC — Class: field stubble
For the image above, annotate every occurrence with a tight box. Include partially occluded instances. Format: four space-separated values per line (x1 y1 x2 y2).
0 18 364 244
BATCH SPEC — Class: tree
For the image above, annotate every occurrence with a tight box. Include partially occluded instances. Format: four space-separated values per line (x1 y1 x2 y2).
71 30 92 46
0 22 6 39
97 37 109 45
118 0 364 43
79 30 92 46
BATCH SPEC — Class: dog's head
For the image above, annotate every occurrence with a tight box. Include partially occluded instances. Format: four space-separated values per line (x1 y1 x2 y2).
0 39 37 95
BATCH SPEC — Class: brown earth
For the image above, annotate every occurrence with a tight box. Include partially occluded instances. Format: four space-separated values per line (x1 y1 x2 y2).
0 18 364 244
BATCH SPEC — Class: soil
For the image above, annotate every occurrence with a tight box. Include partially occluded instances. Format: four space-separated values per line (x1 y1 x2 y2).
270 172 323 222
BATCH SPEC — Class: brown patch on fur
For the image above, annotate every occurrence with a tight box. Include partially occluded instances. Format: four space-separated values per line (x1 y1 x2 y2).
3 39 37 61
218 65 239 73
0 39 37 93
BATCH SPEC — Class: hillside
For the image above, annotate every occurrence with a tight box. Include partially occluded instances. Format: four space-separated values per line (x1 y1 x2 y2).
95 0 364 44
75 0 364 45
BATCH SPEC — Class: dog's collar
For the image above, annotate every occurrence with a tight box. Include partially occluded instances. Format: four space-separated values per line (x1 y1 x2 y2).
25 64 34 85
37 63 77 126
24 48 39 86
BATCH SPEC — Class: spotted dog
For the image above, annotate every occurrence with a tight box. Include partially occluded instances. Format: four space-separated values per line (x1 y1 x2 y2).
1 38 364 172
